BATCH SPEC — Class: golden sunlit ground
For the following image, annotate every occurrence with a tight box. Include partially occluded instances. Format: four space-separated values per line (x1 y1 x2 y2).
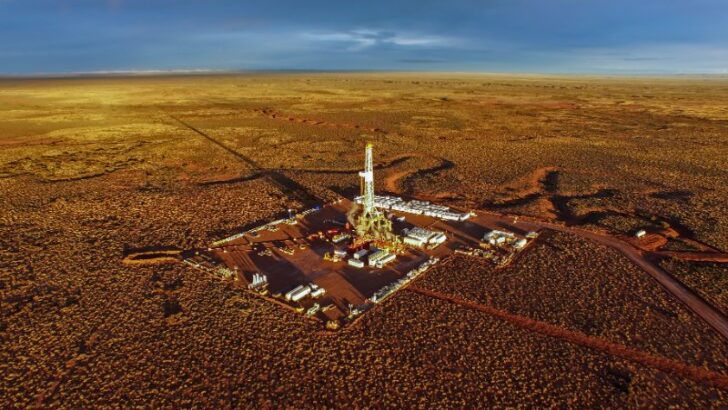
1 73 727 407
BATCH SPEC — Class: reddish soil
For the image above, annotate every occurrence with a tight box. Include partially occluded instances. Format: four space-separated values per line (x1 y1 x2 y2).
384 170 411 193
407 285 728 390
502 166 561 198
4 74 728 407
121 248 182 265
253 108 386 133
657 251 728 263
631 234 669 251
368 150 728 342
624 231 728 261
504 214 728 341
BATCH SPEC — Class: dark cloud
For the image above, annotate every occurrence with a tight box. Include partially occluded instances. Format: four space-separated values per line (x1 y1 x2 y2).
1 0 727 74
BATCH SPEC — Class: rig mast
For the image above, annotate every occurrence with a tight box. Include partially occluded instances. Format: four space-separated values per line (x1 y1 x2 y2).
359 143 375 213
353 143 395 241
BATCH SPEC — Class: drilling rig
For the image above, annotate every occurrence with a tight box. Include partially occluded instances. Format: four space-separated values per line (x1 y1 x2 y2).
350 143 397 244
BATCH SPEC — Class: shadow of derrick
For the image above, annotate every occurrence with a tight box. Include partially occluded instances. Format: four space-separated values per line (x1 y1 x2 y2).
169 115 320 207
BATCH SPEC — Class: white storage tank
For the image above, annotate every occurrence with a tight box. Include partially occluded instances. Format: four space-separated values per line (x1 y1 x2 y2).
291 287 311 302
285 285 311 302
310 286 326 298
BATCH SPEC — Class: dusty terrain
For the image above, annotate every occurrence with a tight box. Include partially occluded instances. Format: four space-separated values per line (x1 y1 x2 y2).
1 73 727 408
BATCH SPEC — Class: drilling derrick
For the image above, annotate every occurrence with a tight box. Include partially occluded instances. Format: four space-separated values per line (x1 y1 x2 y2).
359 143 375 214
352 143 395 242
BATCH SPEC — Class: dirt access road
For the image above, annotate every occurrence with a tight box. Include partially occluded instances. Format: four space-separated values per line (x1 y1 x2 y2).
470 209 728 342
166 114 728 342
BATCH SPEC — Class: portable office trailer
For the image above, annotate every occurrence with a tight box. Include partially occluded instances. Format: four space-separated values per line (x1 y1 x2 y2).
376 253 396 268
348 258 365 268
404 236 425 247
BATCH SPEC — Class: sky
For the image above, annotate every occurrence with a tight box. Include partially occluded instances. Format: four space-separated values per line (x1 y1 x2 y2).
1 0 727 75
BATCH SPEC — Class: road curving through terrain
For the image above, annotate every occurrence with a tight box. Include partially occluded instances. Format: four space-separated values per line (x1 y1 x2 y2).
168 111 728 343
475 210 728 342
380 162 728 343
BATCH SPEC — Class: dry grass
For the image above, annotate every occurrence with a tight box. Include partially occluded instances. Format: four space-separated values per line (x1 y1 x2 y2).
416 230 728 371
1 73 727 407
659 258 728 316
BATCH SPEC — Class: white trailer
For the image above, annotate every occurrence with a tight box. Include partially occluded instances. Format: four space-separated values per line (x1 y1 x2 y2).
375 253 396 268
404 236 425 247
368 249 389 266
348 258 365 268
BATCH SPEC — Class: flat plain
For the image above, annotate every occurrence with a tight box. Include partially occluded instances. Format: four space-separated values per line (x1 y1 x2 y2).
1 73 727 408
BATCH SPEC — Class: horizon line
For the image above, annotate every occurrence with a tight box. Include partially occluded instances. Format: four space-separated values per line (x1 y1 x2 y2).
2 68 728 80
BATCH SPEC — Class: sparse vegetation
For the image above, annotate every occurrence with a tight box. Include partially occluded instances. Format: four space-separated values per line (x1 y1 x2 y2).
1 73 727 407
416 230 728 371
659 258 728 316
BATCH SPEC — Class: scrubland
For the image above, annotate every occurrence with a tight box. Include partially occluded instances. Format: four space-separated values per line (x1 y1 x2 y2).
416 231 728 372
659 258 728 316
1 73 727 407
